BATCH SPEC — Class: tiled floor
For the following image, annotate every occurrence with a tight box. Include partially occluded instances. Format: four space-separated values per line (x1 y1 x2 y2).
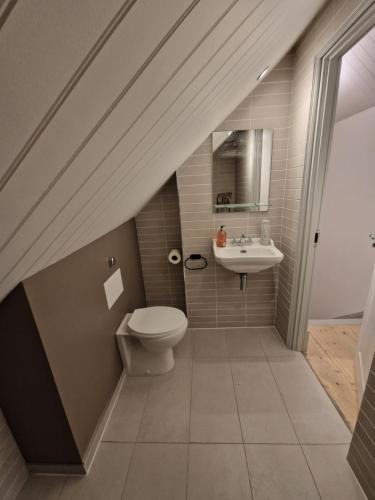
16 327 366 500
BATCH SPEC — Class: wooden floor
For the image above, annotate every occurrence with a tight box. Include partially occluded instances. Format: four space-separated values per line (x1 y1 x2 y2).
304 324 360 431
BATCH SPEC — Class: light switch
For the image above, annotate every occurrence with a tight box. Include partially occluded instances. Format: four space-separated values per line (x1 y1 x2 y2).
104 268 124 309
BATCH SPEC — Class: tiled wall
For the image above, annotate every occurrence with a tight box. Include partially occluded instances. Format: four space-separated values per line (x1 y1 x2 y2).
0 410 28 500
275 0 363 341
176 55 293 328
348 353 375 498
136 174 186 312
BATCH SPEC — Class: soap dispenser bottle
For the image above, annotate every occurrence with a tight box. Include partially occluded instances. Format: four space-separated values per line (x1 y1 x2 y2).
216 225 227 247
260 219 270 245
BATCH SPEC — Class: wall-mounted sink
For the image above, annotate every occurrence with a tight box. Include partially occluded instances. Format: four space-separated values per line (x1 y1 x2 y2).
213 238 284 274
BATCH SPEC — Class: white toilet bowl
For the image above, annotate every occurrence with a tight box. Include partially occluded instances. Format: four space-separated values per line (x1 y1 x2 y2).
116 306 188 375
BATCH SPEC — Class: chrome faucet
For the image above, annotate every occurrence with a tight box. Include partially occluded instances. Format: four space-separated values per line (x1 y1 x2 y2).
240 233 252 246
239 233 247 246
231 233 253 246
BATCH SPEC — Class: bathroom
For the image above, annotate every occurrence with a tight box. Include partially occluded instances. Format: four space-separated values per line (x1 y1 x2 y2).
0 1 374 499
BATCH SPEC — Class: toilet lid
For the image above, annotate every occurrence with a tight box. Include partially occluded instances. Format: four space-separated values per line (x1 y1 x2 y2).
128 306 187 337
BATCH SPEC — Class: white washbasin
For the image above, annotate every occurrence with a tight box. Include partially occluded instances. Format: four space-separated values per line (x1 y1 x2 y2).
213 238 284 273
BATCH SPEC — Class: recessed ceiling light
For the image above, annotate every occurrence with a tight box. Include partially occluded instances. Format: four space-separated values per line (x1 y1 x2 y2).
257 66 269 81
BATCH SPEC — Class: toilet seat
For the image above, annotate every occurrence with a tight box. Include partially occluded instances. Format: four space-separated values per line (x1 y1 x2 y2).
116 309 188 376
128 306 187 339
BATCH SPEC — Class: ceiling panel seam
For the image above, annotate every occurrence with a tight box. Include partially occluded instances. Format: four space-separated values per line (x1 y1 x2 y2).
10 0 265 265
74 17 293 249
1 0 273 282
78 9 285 223
0 0 138 191
0 0 200 253
48 6 288 260
0 0 327 299
0 0 247 285
38 6 290 272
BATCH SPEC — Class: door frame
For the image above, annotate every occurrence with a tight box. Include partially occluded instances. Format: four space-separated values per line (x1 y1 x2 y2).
288 1 375 352
356 265 375 398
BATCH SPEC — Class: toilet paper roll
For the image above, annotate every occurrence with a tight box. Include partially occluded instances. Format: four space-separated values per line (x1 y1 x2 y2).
168 249 182 265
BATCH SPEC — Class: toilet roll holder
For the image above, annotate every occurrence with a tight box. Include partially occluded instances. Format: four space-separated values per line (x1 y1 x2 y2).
184 254 208 270
168 249 182 265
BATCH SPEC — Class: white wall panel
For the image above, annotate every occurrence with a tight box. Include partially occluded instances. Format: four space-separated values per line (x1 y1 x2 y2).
0 0 325 300
0 0 124 178
60 17 308 255
0 0 196 245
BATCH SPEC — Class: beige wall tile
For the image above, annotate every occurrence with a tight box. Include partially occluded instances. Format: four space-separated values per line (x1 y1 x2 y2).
176 61 293 328
135 174 186 312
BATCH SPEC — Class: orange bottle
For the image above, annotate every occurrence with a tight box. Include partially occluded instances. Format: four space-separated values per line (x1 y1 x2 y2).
216 225 227 247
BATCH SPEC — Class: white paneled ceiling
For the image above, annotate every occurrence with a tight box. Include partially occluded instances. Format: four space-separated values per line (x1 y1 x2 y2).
0 0 325 300
336 26 375 121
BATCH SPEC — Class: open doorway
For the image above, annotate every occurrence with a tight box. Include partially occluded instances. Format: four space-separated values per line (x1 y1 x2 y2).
303 27 375 431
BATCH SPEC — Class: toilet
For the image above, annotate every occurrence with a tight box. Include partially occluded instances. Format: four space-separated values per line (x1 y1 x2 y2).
115 306 188 376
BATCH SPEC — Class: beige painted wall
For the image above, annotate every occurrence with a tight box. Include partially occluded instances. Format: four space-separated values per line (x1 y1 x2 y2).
176 55 293 328
135 175 186 312
275 0 363 341
23 219 145 456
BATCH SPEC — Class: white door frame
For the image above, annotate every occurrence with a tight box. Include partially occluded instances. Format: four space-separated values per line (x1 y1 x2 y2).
356 265 375 398
288 1 375 351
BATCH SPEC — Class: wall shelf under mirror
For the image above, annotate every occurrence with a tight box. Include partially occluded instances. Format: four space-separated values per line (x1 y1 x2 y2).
212 129 273 213
213 202 272 211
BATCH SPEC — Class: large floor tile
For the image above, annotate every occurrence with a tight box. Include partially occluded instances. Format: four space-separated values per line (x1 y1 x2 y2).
245 444 320 500
226 328 265 357
137 358 191 442
174 329 192 358
259 327 292 357
103 377 150 442
187 444 252 500
193 330 228 358
231 358 297 443
16 476 65 500
269 354 352 443
59 442 133 500
190 359 242 443
303 444 366 500
123 443 187 500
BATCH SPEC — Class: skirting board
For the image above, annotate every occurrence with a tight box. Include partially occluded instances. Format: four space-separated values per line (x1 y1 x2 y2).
309 319 362 325
82 369 126 473
28 463 86 475
28 369 126 476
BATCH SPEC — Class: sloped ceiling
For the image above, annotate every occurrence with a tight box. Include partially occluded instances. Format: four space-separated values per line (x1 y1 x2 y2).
336 26 375 121
0 0 325 300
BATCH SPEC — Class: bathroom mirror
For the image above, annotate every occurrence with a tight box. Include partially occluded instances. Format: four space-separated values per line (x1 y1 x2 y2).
212 129 273 212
